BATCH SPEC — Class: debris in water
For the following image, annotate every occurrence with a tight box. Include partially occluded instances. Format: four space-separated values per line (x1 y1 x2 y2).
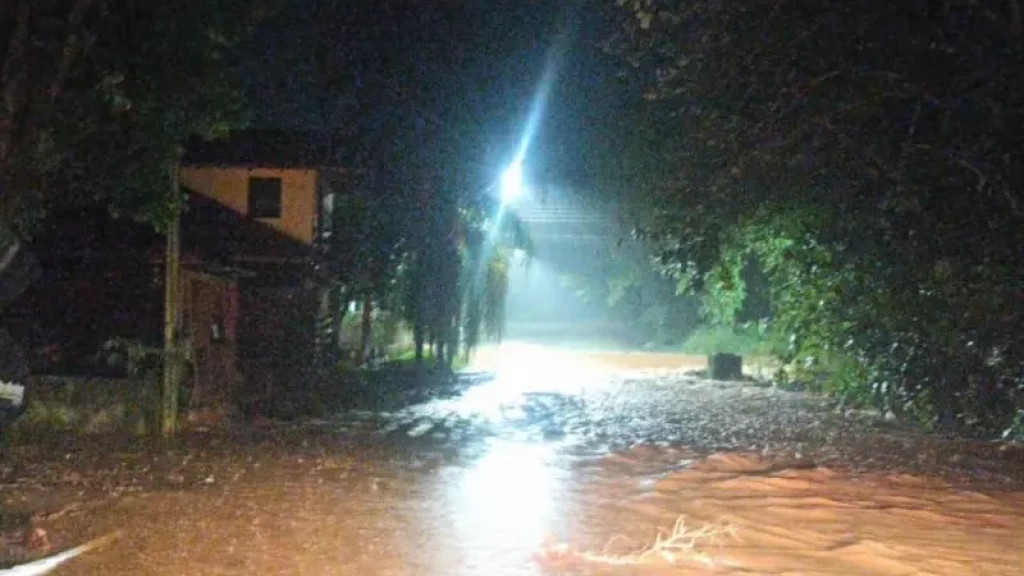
533 515 735 569
20 529 48 554
1 531 121 576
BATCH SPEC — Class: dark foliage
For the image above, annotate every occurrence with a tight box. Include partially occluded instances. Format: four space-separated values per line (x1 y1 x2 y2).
612 0 1024 435
0 0 270 235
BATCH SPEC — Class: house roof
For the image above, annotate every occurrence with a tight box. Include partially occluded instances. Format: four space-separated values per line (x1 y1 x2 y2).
30 189 313 274
182 129 350 169
180 191 312 264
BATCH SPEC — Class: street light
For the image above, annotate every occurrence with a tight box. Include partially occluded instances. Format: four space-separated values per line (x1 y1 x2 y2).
500 160 524 205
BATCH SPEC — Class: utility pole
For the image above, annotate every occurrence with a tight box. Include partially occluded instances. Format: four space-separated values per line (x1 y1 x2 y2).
160 162 182 437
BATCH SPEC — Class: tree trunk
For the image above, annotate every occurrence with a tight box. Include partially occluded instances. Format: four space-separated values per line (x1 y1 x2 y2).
0 0 32 175
438 315 458 371
413 321 425 364
448 309 461 368
160 167 182 437
330 285 345 351
356 292 373 365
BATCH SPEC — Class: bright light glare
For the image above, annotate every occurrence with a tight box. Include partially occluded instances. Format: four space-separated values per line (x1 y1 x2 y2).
500 161 524 205
446 439 560 558
423 343 606 425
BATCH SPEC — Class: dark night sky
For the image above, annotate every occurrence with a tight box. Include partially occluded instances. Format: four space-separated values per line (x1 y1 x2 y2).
238 0 637 190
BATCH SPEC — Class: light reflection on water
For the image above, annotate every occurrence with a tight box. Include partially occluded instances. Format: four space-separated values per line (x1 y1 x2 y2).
434 342 607 425
414 344 604 573
431 438 572 575
408 343 604 432
427 343 590 572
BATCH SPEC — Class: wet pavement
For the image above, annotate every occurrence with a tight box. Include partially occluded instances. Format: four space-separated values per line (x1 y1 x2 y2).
3 343 1024 574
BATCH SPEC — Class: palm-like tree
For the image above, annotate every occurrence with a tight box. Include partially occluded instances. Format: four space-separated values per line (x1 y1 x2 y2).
459 201 531 359
398 186 531 369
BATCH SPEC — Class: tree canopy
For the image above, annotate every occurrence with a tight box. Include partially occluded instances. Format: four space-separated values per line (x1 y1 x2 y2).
0 0 270 235
611 0 1024 435
262 0 549 366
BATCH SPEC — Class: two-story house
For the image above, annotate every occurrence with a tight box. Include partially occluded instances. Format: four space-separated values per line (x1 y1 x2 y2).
2 130 348 419
180 130 346 247
179 130 349 409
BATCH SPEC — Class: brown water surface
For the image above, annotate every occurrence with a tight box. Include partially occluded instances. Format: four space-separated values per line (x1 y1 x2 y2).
2 343 1022 575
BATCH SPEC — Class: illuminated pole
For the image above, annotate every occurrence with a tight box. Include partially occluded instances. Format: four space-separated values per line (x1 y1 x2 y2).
160 162 182 437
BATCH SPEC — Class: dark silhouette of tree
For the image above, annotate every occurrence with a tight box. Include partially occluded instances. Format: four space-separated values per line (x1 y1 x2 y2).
271 0 547 370
0 0 270 235
610 0 1024 435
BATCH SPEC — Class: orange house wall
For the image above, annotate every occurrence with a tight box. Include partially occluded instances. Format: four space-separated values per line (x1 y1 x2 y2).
179 167 318 244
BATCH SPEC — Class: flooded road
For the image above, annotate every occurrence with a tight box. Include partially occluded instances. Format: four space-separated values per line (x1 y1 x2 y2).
3 343 1024 574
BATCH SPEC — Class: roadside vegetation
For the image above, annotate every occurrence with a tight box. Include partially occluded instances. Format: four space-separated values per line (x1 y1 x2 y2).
603 0 1024 439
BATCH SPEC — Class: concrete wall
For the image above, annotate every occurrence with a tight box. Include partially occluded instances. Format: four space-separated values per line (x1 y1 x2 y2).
13 375 156 435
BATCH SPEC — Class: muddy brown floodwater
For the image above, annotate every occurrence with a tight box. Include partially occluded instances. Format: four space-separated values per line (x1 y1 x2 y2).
2 343 1024 575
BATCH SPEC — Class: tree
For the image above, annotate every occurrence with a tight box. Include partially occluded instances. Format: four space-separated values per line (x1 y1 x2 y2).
243 0 545 371
458 198 533 360
560 235 700 348
611 0 1024 434
0 0 96 233
373 161 533 371
1 0 272 436
1 0 269 234
320 163 411 365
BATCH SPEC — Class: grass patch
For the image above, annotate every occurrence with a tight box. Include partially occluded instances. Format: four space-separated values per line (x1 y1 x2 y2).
681 324 783 357
333 347 469 373
386 348 469 372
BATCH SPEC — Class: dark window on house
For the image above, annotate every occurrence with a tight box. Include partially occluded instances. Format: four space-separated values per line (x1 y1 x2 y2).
248 177 282 219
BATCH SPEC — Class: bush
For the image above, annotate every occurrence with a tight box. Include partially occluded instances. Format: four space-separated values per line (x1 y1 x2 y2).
1003 411 1024 442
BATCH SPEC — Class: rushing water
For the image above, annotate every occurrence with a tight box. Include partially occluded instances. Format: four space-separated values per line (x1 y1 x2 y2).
5 343 1024 575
